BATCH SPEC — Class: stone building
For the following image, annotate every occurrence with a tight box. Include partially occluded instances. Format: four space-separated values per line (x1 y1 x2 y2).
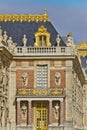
0 10 86 130
77 41 87 130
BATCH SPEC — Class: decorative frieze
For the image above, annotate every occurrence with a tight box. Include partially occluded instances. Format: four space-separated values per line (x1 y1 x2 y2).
17 88 64 97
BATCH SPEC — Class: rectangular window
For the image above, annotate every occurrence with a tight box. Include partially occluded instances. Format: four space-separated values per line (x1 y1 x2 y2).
36 64 48 88
61 48 65 53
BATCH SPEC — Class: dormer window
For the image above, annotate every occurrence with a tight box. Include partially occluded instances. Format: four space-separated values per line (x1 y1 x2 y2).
34 25 51 47
39 35 46 46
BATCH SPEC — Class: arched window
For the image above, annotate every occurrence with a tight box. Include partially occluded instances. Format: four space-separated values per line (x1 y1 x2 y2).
39 35 46 46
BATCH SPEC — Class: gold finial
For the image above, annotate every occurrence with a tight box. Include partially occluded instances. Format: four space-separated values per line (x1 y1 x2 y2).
44 8 47 15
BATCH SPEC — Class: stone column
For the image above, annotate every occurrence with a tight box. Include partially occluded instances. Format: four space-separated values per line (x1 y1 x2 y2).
16 101 20 125
49 100 52 125
28 101 32 125
60 100 65 125
65 61 73 130
65 67 73 119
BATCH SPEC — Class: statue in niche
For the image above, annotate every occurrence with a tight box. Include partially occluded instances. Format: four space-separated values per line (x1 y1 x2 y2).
3 31 8 44
54 103 59 119
56 34 61 46
22 72 28 86
22 34 27 47
0 26 3 43
55 72 61 85
21 103 27 118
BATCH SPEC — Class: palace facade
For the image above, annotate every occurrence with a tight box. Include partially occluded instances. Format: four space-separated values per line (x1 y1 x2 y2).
0 9 87 130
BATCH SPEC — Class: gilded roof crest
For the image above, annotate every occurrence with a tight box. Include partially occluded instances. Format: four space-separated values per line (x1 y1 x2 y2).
77 41 87 49
0 9 50 22
77 41 87 56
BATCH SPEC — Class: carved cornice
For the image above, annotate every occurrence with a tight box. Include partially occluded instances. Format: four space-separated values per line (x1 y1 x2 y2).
0 14 50 22
0 46 13 60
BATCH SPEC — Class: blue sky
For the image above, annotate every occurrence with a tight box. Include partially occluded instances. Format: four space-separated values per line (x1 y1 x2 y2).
0 0 87 43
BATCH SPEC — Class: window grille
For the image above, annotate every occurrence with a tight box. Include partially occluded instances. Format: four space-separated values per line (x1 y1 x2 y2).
36 65 48 88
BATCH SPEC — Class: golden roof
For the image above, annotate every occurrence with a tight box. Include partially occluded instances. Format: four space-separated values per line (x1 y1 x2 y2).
0 9 50 22
77 41 87 56
77 41 87 50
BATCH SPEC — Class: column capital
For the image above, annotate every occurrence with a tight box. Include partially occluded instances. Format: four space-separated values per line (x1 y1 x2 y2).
28 100 32 102
60 98 64 102
17 98 29 102
49 99 52 102
16 100 20 102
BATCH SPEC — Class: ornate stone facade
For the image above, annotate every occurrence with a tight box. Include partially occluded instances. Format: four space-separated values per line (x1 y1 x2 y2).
0 11 86 130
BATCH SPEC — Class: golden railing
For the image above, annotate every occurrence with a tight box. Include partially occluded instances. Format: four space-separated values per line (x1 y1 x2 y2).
0 14 50 22
16 88 65 97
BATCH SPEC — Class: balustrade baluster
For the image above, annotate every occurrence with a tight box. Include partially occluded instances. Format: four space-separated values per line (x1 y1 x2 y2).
15 47 71 55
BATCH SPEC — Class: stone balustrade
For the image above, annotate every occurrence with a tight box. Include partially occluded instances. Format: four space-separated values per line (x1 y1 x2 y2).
14 46 73 56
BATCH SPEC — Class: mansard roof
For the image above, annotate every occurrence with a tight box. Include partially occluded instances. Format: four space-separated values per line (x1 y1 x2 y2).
0 13 66 47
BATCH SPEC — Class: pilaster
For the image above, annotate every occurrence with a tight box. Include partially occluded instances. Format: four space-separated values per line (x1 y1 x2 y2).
9 67 16 124
28 101 32 125
49 100 52 125
65 62 73 128
17 101 20 125
60 100 65 125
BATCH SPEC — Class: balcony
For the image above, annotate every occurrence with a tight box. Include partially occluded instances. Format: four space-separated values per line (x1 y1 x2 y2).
16 88 65 97
14 46 72 56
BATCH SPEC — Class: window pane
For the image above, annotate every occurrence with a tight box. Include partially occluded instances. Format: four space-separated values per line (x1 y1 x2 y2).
36 65 48 88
